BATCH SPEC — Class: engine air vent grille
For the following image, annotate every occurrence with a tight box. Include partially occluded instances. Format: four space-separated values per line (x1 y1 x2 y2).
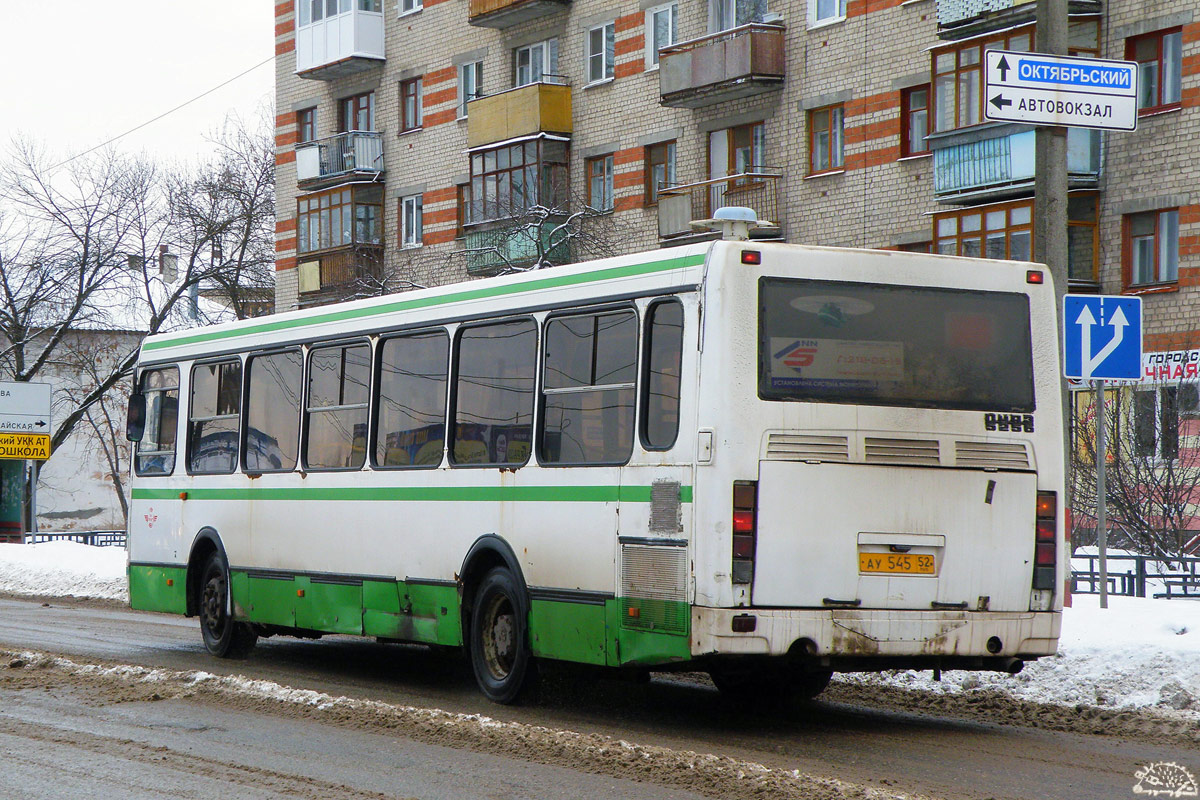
864 437 940 466
765 433 850 462
955 441 1031 470
621 544 688 634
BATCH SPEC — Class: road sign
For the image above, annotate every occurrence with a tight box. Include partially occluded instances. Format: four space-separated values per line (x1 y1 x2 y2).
0 382 51 434
984 50 1138 131
1063 295 1143 380
0 433 50 461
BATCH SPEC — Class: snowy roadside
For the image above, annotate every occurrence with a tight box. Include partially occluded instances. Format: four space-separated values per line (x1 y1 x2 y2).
3 542 1198 725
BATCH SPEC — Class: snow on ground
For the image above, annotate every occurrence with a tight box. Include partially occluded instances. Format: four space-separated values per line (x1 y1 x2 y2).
1 542 1199 717
0 541 127 601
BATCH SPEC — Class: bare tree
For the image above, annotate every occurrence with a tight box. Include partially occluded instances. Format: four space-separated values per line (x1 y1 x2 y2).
1071 376 1200 559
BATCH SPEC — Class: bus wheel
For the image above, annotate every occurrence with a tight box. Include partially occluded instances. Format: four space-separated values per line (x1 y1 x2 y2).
469 567 535 704
198 552 257 659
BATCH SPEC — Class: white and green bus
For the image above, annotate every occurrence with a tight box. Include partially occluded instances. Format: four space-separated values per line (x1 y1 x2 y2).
126 238 1064 703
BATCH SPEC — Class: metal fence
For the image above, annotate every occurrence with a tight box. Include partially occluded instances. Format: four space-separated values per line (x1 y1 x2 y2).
24 530 126 548
1071 554 1200 599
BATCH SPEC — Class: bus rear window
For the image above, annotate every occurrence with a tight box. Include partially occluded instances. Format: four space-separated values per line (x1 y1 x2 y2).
759 278 1034 412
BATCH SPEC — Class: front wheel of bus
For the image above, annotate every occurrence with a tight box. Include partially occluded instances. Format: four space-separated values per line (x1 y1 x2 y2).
198 552 257 659
469 567 534 704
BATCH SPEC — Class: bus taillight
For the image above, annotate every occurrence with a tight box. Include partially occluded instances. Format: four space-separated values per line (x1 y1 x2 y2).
1032 491 1056 598
732 481 757 584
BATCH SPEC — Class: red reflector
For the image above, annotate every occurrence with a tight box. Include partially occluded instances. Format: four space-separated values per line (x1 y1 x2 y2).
1026 270 1044 284
733 534 755 558
627 606 640 618
731 614 757 632
741 250 762 265
1036 520 1055 541
733 511 755 534
1036 542 1056 566
1036 492 1056 518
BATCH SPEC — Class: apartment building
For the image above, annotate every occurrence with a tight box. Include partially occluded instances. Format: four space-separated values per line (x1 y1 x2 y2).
273 0 1199 448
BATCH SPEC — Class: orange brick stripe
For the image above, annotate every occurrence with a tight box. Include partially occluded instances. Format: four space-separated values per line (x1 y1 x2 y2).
1184 54 1200 77
615 36 643 58
425 87 457 107
844 118 898 146
276 219 297 234
424 207 458 226
613 147 641 166
425 66 457 85
614 62 641 79
425 230 457 246
1145 331 1200 350
1180 234 1200 257
276 150 296 165
615 12 641 33
846 146 900 171
276 39 295 55
424 109 457 127
614 171 642 190
275 0 292 17
276 131 300 147
276 113 296 129
277 256 298 271
277 18 295 37
1183 87 1200 108
614 196 642 212
425 187 457 205
1184 22 1200 42
275 237 297 253
847 0 906 17
845 91 899 118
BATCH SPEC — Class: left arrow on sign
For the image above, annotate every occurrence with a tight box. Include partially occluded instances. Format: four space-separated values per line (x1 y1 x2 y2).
990 94 1012 110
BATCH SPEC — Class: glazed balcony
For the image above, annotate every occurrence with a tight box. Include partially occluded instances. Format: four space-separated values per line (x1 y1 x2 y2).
297 245 385 305
658 24 785 110
936 0 1101 39
295 131 383 187
466 78 572 149
931 126 1099 203
657 169 783 239
461 220 570 275
295 3 385 80
468 0 570 30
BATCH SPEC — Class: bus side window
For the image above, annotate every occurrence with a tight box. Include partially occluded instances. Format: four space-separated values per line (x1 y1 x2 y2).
189 360 242 474
374 330 449 469
641 299 684 451
305 342 371 470
135 366 180 476
245 350 303 472
451 319 537 467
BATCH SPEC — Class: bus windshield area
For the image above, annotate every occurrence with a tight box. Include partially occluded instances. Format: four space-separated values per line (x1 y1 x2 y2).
758 278 1035 412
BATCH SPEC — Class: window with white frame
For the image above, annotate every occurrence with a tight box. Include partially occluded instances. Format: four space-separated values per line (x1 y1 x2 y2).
1126 208 1179 287
515 39 558 87
645 2 678 69
586 23 615 84
809 0 846 25
711 0 765 31
401 194 423 248
458 61 483 119
399 0 421 14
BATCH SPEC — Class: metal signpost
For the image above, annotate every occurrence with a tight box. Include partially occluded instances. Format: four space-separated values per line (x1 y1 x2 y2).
984 50 1139 131
1062 296 1143 609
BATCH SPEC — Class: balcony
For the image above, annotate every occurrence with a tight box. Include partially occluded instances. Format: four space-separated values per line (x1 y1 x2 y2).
659 24 785 110
295 6 385 80
936 0 1101 39
468 0 570 29
295 132 383 188
461 220 570 275
657 169 783 240
931 126 1099 203
466 79 572 149
297 245 385 306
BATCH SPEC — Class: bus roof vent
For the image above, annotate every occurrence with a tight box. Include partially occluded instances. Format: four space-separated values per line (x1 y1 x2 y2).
766 433 850 462
864 437 940 466
955 441 1031 471
690 206 776 241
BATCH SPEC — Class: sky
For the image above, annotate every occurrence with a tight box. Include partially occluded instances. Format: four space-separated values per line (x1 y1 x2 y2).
1 1 275 167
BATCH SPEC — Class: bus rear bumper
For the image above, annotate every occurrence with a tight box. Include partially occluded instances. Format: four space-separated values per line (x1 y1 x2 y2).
692 607 1061 662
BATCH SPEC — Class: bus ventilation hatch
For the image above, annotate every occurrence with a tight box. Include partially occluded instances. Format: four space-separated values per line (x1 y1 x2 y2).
765 433 850 462
620 544 688 634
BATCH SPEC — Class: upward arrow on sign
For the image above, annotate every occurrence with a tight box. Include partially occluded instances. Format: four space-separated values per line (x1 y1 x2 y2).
1075 303 1130 379
996 55 1010 82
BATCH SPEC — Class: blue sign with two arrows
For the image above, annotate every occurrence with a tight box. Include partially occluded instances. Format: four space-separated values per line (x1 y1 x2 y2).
1062 295 1142 380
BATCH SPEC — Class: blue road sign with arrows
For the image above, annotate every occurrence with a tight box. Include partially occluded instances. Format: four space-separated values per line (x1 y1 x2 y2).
1062 295 1142 380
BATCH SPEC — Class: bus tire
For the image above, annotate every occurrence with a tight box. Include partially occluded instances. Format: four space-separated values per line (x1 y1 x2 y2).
198 551 257 659
469 567 535 704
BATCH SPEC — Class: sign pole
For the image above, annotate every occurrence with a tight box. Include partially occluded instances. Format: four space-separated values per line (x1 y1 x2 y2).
1095 378 1107 609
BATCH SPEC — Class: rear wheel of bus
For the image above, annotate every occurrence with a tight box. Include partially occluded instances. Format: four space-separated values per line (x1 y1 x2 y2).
198 551 257 659
469 567 535 704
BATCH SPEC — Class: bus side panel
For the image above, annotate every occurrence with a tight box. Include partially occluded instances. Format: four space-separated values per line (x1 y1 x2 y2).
128 564 188 615
529 598 607 665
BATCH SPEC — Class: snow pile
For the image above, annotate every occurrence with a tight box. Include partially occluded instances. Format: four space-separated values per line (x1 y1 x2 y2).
0 541 127 601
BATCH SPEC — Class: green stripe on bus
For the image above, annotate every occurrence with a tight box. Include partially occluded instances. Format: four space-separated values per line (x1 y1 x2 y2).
142 253 707 352
131 485 692 503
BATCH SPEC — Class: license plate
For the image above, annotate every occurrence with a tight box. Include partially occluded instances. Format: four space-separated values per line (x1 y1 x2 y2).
859 552 936 575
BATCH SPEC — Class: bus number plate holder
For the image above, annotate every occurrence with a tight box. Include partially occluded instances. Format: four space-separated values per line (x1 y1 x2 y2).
858 552 936 575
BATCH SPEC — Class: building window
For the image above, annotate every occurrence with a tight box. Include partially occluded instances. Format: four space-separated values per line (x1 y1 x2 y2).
298 107 317 143
1135 387 1180 462
458 61 483 119
401 194 423 248
809 0 845 25
135 367 179 476
645 2 678 68
586 154 614 212
711 0 765 31
1128 29 1182 114
515 39 558 87
644 140 676 204
297 184 383 254
808 105 844 174
901 85 929 157
400 0 422 15
339 91 375 132
188 360 241 475
375 330 448 468
301 0 380 23
539 310 638 465
935 200 1033 261
305 343 370 471
360 0 381 10
586 23 615 84
245 350 302 473
451 319 537 467
467 138 569 224
1125 209 1179 287
400 78 422 132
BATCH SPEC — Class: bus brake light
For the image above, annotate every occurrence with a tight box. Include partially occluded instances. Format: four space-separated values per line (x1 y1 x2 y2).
1032 491 1056 593
732 481 757 585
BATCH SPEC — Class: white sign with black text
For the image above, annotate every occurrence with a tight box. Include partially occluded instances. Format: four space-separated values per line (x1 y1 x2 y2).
984 50 1139 132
